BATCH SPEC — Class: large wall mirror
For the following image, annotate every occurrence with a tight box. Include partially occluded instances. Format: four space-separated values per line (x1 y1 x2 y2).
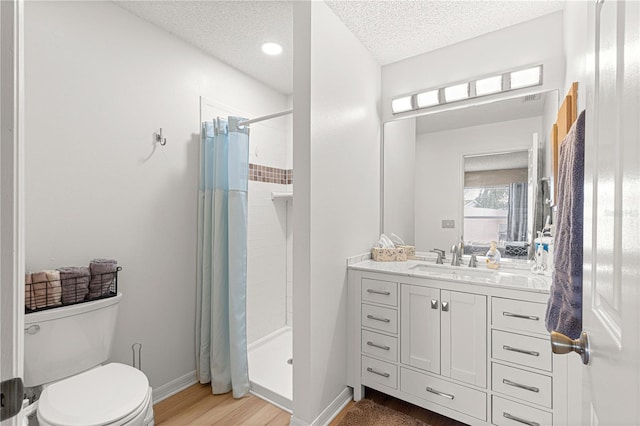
383 90 558 260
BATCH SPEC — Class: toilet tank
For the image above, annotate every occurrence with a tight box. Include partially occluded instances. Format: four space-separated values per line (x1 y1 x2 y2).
24 293 123 387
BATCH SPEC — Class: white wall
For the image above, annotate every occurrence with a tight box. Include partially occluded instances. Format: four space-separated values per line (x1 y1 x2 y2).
24 0 288 393
562 1 588 112
382 11 565 122
383 118 416 243
415 117 541 251
292 2 381 424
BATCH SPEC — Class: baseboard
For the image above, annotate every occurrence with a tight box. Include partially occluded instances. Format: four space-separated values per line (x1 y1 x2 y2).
290 387 353 426
152 370 198 404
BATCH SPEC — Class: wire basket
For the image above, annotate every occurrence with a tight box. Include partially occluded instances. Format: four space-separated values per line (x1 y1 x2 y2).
25 267 121 313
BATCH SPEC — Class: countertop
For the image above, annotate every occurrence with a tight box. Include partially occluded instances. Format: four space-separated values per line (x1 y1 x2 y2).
348 258 552 294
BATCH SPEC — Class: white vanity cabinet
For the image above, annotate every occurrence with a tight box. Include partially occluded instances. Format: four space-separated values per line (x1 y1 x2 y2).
347 263 569 426
400 284 486 387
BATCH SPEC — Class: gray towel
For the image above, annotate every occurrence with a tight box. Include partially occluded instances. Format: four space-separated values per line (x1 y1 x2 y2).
545 110 585 339
89 259 117 299
58 266 90 304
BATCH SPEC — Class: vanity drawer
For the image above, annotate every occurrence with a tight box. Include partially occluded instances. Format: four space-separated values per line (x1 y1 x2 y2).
492 395 553 426
492 298 547 335
361 303 397 334
492 330 552 372
362 278 398 307
492 363 552 408
362 356 397 390
362 330 397 362
401 367 486 421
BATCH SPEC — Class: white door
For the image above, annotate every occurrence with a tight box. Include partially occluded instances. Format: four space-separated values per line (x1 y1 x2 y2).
1 1 25 425
580 1 640 425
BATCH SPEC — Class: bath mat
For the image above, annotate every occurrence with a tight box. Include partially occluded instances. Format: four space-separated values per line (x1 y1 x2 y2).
337 399 429 426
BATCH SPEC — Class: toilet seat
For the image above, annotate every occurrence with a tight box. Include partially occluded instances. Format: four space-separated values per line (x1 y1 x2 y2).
38 363 150 426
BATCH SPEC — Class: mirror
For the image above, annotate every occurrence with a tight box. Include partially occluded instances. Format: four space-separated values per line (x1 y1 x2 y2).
383 90 558 259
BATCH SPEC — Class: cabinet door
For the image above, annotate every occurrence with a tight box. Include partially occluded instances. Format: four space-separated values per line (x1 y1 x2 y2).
441 290 487 388
400 284 440 374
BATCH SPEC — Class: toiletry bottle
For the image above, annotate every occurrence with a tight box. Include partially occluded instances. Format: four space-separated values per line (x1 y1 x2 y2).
485 241 501 269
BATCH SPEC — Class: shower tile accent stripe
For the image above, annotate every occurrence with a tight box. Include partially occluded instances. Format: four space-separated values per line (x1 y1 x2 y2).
249 163 293 184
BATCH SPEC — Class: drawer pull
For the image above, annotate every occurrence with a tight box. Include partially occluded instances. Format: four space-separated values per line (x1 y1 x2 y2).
367 289 391 296
366 367 390 378
503 412 540 426
425 386 454 400
367 314 391 323
503 312 539 321
366 341 390 351
503 378 540 393
503 345 540 357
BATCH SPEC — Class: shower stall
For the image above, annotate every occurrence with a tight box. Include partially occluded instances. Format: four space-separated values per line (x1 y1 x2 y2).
245 111 293 411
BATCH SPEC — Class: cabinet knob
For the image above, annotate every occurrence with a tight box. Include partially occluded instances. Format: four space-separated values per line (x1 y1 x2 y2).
441 301 449 312
431 299 438 309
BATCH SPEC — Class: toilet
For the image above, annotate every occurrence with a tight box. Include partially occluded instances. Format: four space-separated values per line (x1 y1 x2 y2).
24 293 154 426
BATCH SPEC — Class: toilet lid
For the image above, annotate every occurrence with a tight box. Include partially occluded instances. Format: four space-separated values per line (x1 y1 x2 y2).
38 363 149 426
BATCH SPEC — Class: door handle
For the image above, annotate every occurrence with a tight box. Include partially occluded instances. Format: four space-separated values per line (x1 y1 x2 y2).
550 331 590 365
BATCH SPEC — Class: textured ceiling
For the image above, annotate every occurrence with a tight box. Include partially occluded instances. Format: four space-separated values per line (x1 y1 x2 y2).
116 1 564 95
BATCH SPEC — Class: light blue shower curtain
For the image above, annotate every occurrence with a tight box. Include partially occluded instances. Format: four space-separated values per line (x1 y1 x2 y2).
196 116 250 398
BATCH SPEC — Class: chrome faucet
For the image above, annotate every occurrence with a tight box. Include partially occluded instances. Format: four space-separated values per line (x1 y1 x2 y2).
450 244 461 266
430 248 445 264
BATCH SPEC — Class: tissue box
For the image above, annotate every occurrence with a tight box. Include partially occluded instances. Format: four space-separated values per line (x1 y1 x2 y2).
371 247 407 262
398 245 415 258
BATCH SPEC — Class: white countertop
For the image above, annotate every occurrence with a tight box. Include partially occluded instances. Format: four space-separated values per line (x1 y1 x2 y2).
348 258 552 294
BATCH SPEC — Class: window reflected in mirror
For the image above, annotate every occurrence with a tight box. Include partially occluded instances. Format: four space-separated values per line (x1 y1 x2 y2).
463 151 530 259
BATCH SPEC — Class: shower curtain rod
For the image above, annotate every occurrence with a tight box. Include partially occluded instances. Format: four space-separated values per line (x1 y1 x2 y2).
237 109 293 127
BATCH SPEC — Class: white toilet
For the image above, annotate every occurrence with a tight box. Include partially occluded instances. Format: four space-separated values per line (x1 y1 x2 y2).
24 293 154 426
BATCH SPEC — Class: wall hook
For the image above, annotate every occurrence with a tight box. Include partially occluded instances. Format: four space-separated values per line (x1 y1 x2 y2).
155 128 167 146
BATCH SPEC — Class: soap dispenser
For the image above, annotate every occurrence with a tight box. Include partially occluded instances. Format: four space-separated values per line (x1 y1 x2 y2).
485 241 501 269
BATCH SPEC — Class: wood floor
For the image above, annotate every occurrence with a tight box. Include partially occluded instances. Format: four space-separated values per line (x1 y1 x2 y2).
154 384 466 426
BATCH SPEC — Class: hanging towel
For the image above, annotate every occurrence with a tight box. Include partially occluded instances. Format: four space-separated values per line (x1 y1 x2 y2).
545 110 586 339
89 259 117 299
58 266 90 304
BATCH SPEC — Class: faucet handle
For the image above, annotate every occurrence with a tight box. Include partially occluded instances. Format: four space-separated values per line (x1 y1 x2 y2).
429 250 444 264
432 248 446 259
468 254 478 268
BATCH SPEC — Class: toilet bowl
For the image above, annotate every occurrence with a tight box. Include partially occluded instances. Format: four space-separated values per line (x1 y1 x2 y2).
37 363 153 426
24 294 154 426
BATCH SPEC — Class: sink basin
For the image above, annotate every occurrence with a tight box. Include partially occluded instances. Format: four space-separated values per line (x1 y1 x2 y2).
408 262 550 290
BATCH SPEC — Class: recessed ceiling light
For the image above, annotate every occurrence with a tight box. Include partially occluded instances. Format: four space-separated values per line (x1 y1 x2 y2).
261 42 283 56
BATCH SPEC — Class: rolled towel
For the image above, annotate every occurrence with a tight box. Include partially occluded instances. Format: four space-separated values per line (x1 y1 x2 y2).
25 273 35 311
44 270 62 307
58 266 90 304
30 272 49 309
89 259 117 299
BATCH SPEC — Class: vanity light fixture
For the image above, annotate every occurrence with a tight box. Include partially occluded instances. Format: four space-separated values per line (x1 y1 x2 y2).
261 42 283 56
444 83 469 102
390 64 543 115
510 66 542 89
391 95 414 113
475 75 503 96
416 89 439 108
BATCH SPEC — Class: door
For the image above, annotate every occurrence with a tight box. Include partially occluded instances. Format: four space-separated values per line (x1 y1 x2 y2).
1 1 25 425
400 284 440 373
581 1 640 425
441 290 486 388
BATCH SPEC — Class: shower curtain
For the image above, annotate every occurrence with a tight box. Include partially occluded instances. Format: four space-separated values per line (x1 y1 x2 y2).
196 116 250 398
507 182 528 242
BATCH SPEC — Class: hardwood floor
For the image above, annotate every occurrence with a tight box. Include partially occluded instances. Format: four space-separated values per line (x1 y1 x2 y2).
153 384 291 425
155 384 465 426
